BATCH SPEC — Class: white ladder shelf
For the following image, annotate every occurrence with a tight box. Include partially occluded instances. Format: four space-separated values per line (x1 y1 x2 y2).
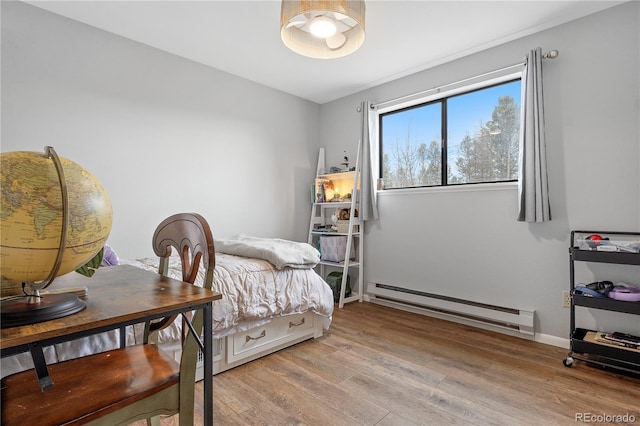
308 146 363 308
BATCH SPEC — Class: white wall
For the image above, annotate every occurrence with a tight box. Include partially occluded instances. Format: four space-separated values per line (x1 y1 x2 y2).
320 2 640 342
1 1 320 259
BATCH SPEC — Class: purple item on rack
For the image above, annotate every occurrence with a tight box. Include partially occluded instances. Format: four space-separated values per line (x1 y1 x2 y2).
608 286 640 302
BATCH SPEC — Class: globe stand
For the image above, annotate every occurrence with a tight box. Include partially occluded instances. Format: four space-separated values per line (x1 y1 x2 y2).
1 293 85 328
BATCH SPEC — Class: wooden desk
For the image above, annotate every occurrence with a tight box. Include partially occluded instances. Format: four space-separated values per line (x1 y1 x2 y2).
0 264 221 425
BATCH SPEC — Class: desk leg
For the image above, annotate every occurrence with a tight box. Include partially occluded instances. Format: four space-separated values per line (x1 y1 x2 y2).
119 326 126 348
203 302 213 426
29 343 53 391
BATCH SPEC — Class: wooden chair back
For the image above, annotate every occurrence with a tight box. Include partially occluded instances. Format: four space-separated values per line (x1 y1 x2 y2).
152 212 216 292
146 212 216 423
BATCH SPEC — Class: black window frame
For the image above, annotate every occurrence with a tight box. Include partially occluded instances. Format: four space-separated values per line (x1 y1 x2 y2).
378 77 522 190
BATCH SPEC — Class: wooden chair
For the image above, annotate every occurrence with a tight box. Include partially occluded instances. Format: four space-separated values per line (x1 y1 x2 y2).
1 213 215 426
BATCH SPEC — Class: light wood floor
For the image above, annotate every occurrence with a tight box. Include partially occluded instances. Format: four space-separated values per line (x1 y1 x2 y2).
138 302 640 425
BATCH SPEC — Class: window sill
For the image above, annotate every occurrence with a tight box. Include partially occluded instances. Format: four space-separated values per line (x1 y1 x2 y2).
378 181 518 196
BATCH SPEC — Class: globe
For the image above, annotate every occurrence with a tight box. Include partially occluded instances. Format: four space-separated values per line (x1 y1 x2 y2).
0 148 113 297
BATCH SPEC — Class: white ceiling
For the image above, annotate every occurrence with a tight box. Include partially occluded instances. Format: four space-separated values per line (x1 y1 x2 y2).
25 0 625 104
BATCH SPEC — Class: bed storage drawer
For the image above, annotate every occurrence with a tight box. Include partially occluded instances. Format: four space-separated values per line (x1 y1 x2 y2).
227 311 315 363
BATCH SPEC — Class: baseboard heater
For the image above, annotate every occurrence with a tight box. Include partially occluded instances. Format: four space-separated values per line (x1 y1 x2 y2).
367 283 535 337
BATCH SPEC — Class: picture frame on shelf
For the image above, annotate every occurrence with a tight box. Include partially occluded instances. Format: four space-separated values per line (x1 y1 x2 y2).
315 179 326 203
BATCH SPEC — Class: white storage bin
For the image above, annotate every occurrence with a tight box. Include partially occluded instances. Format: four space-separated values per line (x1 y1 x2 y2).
320 235 355 262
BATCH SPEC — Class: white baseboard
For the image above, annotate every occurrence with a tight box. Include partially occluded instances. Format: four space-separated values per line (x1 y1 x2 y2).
534 333 569 349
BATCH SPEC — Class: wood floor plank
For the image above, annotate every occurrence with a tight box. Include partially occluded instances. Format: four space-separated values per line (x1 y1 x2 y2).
337 348 523 426
276 339 361 385
321 333 449 387
130 302 640 425
375 411 419 426
261 352 390 424
340 372 492 425
434 363 571 424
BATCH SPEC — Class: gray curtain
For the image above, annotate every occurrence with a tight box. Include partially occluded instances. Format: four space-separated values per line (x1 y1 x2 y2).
360 101 378 221
518 47 551 222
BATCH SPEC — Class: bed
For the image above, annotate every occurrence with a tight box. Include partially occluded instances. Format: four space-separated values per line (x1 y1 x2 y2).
1 236 335 381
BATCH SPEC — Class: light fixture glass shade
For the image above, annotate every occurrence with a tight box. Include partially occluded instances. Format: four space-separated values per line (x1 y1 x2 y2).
281 0 365 59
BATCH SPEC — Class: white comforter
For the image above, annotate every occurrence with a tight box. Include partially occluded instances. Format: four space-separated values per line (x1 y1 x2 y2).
215 235 320 270
1 253 334 378
131 253 333 339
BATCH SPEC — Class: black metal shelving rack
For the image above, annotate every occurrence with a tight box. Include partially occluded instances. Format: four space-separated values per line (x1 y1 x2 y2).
564 230 640 374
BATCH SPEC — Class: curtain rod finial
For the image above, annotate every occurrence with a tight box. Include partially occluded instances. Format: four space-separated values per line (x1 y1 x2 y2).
544 49 559 59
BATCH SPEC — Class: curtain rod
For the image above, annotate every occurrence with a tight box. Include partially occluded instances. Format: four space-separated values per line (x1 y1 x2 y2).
369 49 559 110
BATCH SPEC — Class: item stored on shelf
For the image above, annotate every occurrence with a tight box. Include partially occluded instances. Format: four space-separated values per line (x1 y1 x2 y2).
608 286 640 302
574 286 607 298
574 232 640 253
590 332 640 353
585 281 614 295
320 235 355 263
608 332 640 345
336 220 359 234
326 272 351 302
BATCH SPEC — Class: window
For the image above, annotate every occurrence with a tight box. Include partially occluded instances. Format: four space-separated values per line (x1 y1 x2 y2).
379 78 521 189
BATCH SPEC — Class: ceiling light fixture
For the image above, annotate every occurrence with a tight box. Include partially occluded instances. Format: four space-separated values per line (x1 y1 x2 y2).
281 0 366 59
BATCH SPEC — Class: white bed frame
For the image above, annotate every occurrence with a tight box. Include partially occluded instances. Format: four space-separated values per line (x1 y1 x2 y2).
164 310 325 380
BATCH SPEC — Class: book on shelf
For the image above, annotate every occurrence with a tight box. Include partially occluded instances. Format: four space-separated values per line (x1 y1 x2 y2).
599 332 640 348
312 224 337 233
590 332 640 352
